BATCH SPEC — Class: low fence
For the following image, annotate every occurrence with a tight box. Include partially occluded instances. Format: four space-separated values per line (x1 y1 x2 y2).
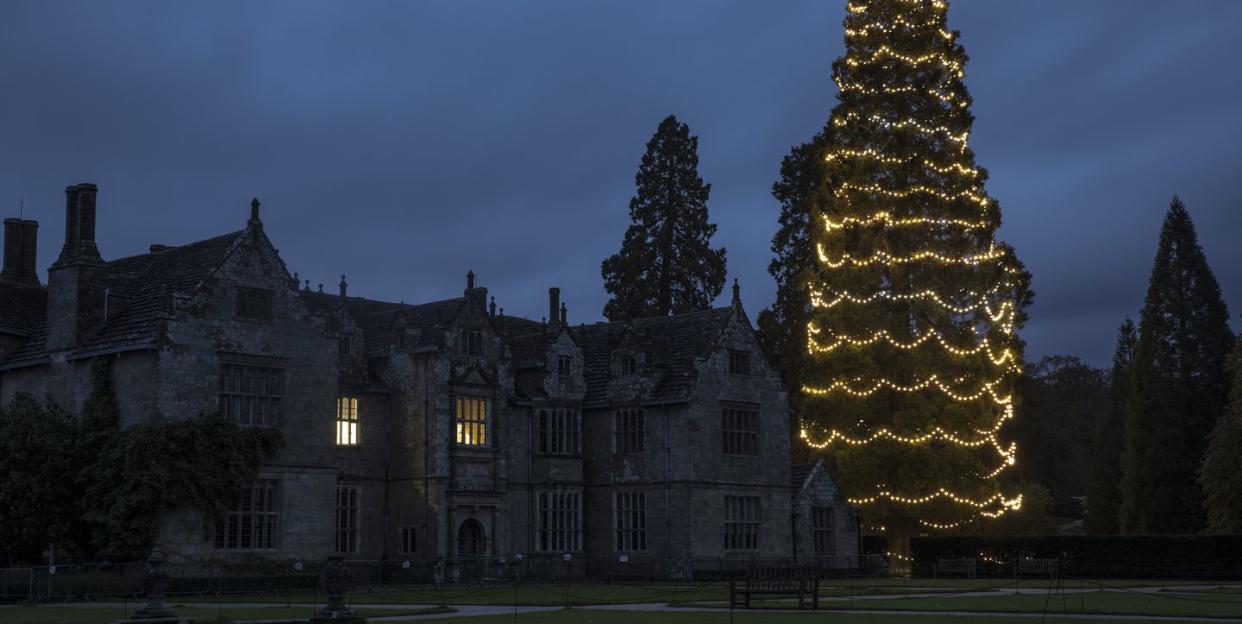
0 554 887 603
910 535 1242 580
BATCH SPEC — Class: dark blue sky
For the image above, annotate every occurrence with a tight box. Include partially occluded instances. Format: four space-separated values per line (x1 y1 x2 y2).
2 1 1240 366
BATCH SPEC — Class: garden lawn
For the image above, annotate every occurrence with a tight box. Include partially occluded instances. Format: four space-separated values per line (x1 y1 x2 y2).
788 589 1242 619
183 583 730 606
404 608 1237 624
0 605 451 624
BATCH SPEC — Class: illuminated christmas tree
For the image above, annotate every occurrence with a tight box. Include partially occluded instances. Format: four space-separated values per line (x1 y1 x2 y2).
801 0 1032 548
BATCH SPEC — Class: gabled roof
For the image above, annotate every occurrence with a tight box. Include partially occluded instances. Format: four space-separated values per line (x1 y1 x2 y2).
77 230 250 358
572 306 736 407
0 229 250 370
0 280 46 338
300 290 471 353
792 462 818 490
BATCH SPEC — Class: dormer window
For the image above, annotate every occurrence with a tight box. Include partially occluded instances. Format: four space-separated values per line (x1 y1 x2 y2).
462 330 483 356
558 356 572 378
620 356 637 375
729 350 750 375
237 287 273 321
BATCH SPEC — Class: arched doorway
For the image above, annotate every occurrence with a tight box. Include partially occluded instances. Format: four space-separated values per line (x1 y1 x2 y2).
457 519 484 556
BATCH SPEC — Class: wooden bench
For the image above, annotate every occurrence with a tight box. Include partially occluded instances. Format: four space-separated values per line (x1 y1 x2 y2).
728 566 819 609
1017 558 1059 578
932 557 976 578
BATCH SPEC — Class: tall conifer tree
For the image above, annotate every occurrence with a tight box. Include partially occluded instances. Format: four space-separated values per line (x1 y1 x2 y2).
1121 198 1231 534
1200 337 1242 533
800 0 1032 547
758 131 829 460
601 115 726 321
1086 319 1135 534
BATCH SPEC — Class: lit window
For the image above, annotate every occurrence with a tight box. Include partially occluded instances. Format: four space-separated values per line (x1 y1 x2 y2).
336 397 359 446
614 409 644 454
729 350 750 375
614 491 646 552
537 490 581 552
335 485 359 554
539 408 580 454
724 496 759 550
813 507 835 555
455 396 489 446
237 287 273 321
216 480 279 550
219 364 283 427
722 407 759 455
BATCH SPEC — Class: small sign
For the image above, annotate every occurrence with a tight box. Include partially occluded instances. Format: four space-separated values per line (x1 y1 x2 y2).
48 566 56 576
562 553 572 562
401 560 411 570
293 562 303 572
619 555 629 563
515 553 524 561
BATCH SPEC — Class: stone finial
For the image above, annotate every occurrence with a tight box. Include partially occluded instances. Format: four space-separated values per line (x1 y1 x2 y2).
249 197 262 226
318 283 324 293
560 301 567 326
339 274 348 298
489 296 497 318
304 279 311 291
731 278 741 306
466 270 476 291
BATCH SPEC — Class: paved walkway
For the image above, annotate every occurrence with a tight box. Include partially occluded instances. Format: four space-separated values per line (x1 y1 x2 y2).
16 601 561 621
583 603 1242 622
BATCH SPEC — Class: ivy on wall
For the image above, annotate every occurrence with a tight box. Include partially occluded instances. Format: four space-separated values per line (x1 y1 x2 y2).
0 359 283 564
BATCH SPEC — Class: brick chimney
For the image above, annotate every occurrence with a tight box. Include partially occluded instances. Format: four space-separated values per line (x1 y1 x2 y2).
55 183 102 265
548 287 561 332
1 218 40 285
47 183 109 351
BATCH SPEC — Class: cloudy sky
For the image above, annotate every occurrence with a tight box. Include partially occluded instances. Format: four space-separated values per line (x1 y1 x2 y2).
2 0 1240 366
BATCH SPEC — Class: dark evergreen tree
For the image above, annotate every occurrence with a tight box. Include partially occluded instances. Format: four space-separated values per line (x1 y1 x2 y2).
800 0 1032 549
1086 319 1135 534
1199 337 1242 533
1017 356 1108 518
601 115 727 321
758 131 829 461
1121 198 1232 534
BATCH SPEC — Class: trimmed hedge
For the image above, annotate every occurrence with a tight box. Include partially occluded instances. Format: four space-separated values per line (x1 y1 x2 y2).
910 535 1242 579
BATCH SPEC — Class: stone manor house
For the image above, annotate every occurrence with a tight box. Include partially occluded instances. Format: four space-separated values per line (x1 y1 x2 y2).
0 183 860 565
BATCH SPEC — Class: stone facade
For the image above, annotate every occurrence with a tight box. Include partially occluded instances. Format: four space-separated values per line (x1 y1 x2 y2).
0 183 860 564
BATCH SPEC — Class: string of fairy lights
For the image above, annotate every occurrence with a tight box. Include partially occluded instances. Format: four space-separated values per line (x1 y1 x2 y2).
845 45 964 78
801 0 1024 530
808 285 1014 317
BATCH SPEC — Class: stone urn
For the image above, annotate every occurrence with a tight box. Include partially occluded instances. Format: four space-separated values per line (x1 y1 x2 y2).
112 547 187 624
312 556 362 623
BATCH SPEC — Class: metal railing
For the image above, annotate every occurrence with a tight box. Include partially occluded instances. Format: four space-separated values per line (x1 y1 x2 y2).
0 554 888 603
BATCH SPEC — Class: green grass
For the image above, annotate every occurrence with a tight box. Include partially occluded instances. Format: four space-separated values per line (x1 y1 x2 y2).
181 583 732 606
725 589 1242 619
399 608 1237 624
0 605 452 624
